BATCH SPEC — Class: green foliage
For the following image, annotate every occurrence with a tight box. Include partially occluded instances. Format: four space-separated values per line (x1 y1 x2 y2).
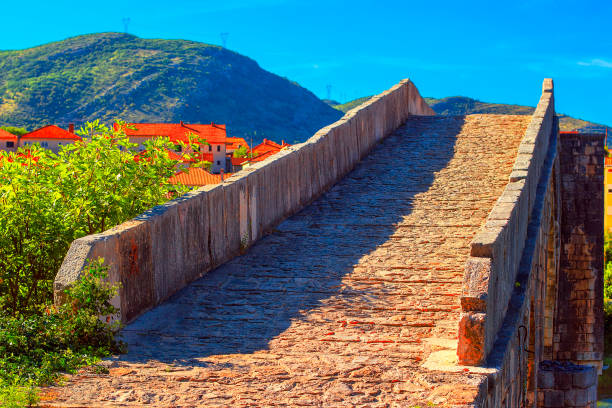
605 233 612 353
0 120 187 316
0 127 27 137
0 259 122 394
233 145 250 158
606 263 612 301
605 233 612 300
0 383 38 408
191 160 212 171
606 299 612 327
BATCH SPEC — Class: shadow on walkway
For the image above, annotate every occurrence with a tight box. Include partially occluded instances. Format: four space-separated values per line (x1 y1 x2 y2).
117 115 465 366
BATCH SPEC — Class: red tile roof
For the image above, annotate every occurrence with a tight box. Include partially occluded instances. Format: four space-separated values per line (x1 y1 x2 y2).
247 139 291 163
251 138 284 155
166 150 184 161
231 157 249 165
247 150 278 163
0 129 17 140
21 125 81 140
168 167 232 186
134 149 216 165
226 137 249 151
118 122 227 144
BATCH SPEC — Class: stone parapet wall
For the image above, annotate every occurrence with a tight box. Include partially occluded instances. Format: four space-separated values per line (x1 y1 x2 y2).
470 113 559 407
556 133 605 371
458 79 556 365
54 79 435 323
537 361 597 408
459 85 605 407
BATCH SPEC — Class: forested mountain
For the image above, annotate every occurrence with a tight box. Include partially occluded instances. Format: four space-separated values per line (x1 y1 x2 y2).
0 33 342 144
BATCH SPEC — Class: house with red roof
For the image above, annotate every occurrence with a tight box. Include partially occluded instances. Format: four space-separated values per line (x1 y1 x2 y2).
230 156 249 172
226 137 249 154
251 139 290 157
240 139 291 168
0 129 18 152
20 124 81 152
118 122 228 173
168 167 232 187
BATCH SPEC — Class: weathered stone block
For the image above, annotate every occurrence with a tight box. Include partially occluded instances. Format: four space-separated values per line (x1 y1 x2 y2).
457 312 486 365
538 369 555 389
573 369 595 388
543 390 564 407
554 371 573 390
564 388 588 406
461 257 491 312
510 169 529 182
470 227 503 258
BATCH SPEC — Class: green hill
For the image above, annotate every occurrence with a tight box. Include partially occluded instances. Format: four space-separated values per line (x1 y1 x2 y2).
331 95 608 133
0 33 342 144
332 96 373 113
425 96 608 132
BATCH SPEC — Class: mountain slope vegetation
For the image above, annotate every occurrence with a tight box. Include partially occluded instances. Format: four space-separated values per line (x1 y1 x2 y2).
331 96 372 113
0 33 342 144
331 95 608 133
424 96 608 132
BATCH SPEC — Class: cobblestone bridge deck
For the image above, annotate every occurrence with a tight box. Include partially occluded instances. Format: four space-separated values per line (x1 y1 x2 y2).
44 114 531 407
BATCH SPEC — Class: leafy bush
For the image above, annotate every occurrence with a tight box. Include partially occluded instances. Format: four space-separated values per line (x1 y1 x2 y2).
0 383 38 408
233 145 249 158
606 299 612 325
0 121 188 316
0 259 122 390
605 233 612 308
606 263 612 301
605 233 612 355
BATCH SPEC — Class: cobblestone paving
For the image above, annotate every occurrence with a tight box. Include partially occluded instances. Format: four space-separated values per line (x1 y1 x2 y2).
43 114 531 407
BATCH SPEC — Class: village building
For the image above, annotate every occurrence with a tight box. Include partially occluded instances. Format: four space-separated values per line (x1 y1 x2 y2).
20 124 81 152
230 156 249 172
251 138 290 157
0 129 18 152
168 167 232 187
226 137 249 154
119 122 228 174
238 138 291 170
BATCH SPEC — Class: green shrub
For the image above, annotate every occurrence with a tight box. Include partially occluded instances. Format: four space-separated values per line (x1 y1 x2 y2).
233 145 249 158
605 233 612 316
0 383 38 408
605 299 612 326
605 233 612 357
605 263 612 301
0 120 188 316
0 259 122 390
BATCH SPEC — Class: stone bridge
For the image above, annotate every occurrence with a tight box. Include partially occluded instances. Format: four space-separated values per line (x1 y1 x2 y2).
47 79 604 407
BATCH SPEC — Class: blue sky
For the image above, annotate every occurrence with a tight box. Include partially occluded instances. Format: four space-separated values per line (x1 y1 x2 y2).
1 0 611 125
